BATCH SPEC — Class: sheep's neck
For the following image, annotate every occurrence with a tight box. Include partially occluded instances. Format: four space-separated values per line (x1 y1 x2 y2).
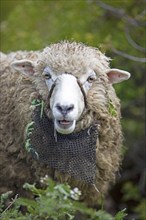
25 105 98 185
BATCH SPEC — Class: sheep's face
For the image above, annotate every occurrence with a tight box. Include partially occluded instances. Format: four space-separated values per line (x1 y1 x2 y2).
11 42 130 134
42 67 97 134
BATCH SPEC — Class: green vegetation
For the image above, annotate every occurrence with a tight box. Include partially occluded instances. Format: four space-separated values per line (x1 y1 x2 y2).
108 99 117 117
0 177 127 220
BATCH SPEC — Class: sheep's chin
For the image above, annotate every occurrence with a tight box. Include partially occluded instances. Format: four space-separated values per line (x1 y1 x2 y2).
54 119 76 134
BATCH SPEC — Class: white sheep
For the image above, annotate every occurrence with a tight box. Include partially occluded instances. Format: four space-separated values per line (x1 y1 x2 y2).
0 41 130 206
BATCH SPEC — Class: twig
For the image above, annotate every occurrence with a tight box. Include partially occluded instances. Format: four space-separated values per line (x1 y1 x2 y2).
94 0 146 26
93 0 146 60
1 194 19 217
112 47 146 63
124 25 146 53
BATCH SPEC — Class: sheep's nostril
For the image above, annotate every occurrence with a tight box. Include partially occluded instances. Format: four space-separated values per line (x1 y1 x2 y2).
67 104 74 111
56 105 63 112
56 104 74 115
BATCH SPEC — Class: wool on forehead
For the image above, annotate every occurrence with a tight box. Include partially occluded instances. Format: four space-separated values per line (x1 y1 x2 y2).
39 41 110 75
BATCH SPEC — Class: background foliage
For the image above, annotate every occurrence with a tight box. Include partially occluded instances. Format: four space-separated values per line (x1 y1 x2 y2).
0 0 145 219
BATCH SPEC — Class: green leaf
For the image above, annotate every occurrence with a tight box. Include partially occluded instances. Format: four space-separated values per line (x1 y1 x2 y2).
108 100 117 117
25 121 34 137
96 210 114 220
114 209 127 220
31 99 44 118
23 183 44 196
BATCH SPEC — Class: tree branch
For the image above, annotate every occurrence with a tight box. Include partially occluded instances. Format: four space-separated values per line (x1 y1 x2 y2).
92 0 146 61
124 25 146 53
111 47 146 63
94 0 146 27
1 194 19 217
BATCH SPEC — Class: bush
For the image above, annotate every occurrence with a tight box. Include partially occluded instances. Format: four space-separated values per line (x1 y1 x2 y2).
0 176 127 220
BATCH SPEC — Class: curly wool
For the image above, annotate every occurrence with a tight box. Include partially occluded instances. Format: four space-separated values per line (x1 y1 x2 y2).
0 42 122 206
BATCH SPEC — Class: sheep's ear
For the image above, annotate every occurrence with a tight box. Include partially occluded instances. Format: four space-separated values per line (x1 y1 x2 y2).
11 60 35 76
106 68 131 84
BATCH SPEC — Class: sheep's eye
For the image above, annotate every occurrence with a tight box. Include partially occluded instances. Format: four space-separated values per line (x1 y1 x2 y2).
43 67 52 80
43 72 51 80
87 75 95 83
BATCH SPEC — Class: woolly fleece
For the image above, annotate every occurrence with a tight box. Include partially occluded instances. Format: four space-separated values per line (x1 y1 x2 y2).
0 42 123 206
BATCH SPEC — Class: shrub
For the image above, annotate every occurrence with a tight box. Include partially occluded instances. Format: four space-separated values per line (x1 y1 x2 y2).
0 176 127 220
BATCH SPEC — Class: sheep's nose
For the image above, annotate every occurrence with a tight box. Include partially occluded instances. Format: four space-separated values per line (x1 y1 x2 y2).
56 104 74 116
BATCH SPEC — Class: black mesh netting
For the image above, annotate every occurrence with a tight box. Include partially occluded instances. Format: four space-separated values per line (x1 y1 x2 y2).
27 105 98 184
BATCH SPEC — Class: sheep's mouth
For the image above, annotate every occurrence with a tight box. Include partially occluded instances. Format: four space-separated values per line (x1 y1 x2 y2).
57 120 74 128
54 119 75 134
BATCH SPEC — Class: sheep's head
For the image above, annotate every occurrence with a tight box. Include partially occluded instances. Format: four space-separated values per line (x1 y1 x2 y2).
11 42 130 134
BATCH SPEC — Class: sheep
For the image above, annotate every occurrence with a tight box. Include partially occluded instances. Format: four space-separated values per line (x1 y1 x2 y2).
0 41 130 206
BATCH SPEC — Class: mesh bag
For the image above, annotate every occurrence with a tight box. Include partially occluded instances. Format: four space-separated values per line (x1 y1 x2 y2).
26 105 98 184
